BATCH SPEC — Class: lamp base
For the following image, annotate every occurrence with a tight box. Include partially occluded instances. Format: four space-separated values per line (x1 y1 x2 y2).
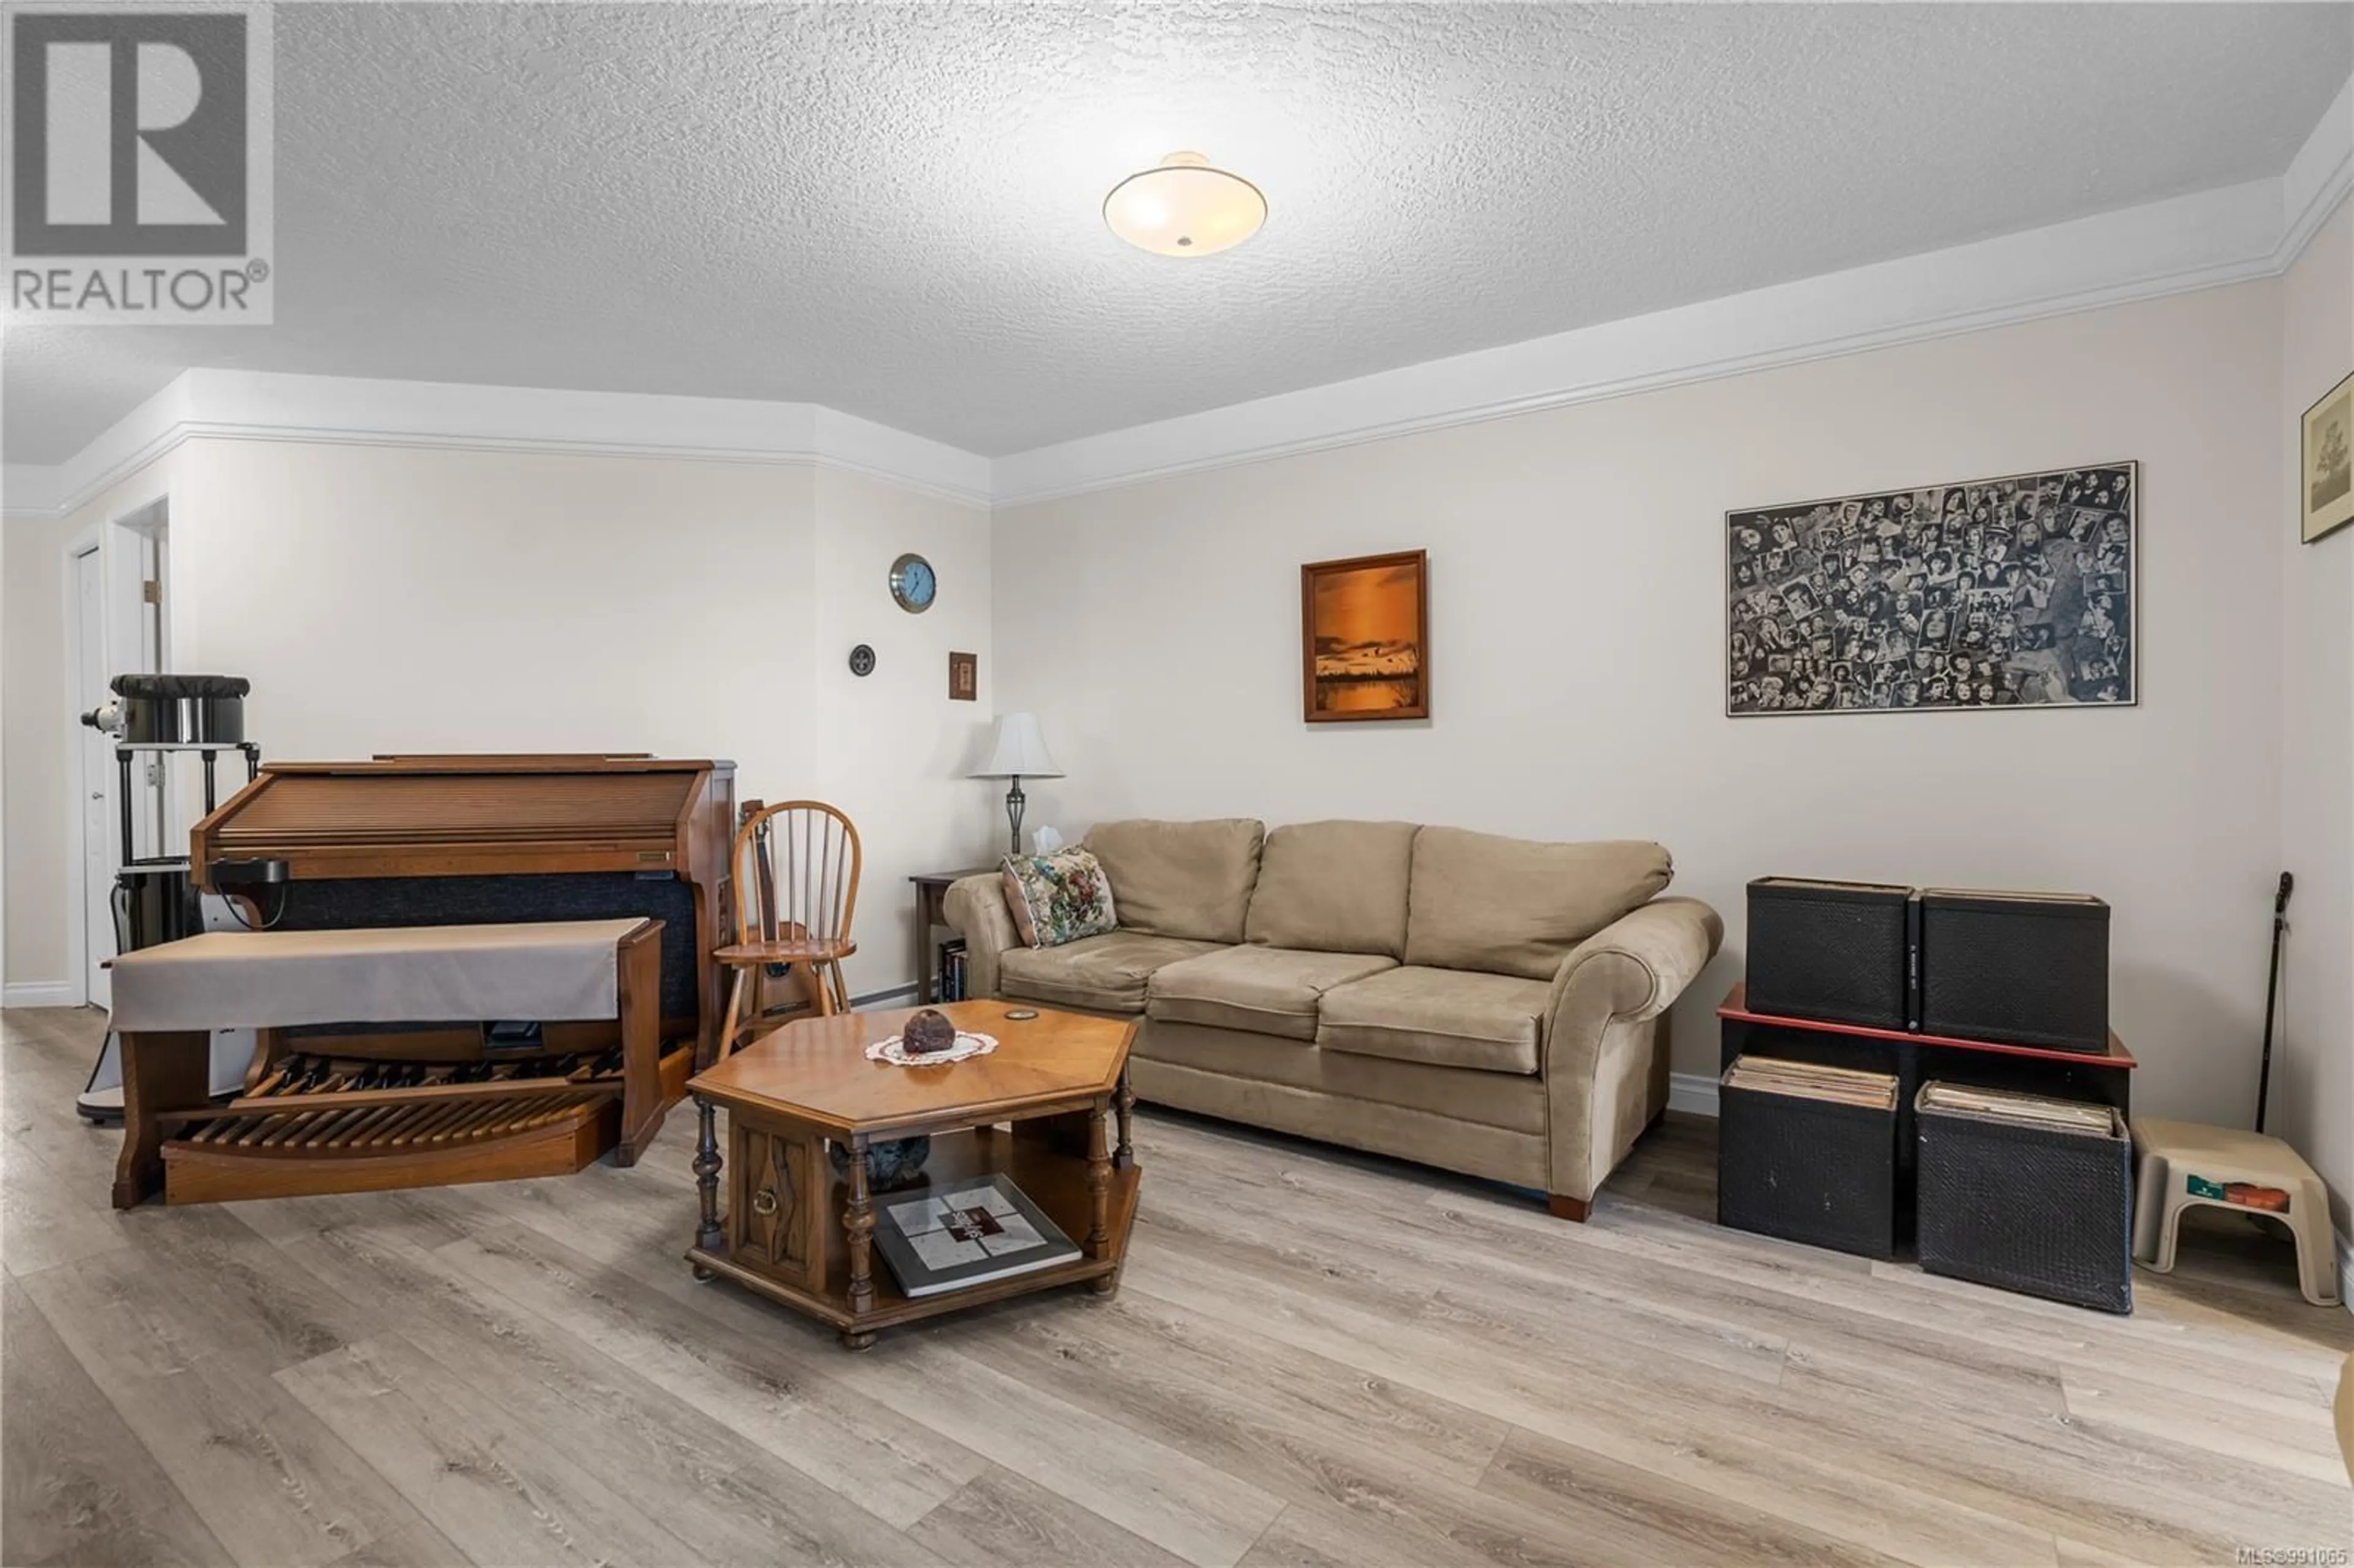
1004 777 1026 858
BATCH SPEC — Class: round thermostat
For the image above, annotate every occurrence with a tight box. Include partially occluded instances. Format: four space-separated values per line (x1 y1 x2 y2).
848 644 876 676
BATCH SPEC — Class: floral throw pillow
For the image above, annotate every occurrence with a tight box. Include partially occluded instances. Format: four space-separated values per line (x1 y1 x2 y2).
1001 850 1118 948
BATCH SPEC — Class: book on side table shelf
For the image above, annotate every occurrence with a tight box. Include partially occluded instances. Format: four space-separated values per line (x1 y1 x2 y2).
873 1172 1080 1298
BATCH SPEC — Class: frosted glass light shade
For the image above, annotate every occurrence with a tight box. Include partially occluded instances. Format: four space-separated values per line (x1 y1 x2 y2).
1103 151 1266 258
971 712 1064 779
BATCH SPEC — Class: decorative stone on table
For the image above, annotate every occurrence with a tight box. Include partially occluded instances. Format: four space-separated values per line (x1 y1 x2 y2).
862 1016 998 1069
901 1008 958 1056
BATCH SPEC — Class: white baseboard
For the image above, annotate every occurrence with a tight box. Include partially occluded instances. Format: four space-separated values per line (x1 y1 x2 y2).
1668 1071 1720 1118
2 981 78 1009
851 982 920 1010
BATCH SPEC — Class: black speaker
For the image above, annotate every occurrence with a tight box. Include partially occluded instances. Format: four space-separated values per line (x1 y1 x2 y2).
1745 877 1914 1029
1918 889 2109 1053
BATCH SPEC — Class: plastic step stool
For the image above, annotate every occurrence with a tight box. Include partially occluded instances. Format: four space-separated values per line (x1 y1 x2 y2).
2131 1117 2340 1307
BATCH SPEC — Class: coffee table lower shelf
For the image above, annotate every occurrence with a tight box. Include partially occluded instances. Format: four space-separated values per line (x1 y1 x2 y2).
686 1121 1141 1348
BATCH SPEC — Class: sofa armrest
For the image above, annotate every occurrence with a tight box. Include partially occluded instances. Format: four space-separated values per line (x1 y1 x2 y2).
1545 896 1723 1032
1542 897 1724 1209
943 873 1023 999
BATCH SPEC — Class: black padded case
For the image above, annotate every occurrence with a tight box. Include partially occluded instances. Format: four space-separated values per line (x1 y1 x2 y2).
1716 1059 1897 1259
1915 1086 2132 1313
1745 877 1914 1030
1918 889 2109 1053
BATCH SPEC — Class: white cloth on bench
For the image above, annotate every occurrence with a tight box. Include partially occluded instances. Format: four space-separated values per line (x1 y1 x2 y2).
108 919 649 1032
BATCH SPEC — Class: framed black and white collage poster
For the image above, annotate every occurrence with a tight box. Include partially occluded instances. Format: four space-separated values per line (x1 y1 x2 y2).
1726 462 2136 716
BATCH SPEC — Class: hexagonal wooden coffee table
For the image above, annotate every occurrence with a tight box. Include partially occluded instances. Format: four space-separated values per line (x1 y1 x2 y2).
683 999 1140 1349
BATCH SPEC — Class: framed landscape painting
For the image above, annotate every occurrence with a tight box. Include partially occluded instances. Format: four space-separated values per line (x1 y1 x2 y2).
1727 462 2136 715
1302 549 1428 722
2304 370 2353 544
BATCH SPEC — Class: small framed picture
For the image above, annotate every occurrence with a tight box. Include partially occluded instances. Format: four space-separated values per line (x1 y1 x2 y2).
2303 369 2353 544
1301 549 1428 722
948 650 977 701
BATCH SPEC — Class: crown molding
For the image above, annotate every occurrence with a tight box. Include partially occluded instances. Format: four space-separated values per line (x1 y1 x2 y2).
996 73 2354 509
4 370 994 521
2279 72 2353 270
12 70 2350 520
992 175 2310 508
4 368 194 520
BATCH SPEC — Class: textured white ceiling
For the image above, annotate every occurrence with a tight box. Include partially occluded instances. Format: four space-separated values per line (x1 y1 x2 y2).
7 2 2348 465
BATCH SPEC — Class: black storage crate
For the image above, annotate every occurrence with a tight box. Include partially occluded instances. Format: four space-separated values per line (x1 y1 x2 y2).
1919 889 2109 1052
1915 1087 2132 1313
1716 1060 1897 1259
1746 878 1914 1030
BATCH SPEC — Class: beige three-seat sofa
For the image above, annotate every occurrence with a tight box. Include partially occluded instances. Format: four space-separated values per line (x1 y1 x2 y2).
944 818 1723 1218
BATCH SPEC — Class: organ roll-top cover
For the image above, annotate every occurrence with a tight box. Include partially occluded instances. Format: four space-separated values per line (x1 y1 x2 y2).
196 754 724 878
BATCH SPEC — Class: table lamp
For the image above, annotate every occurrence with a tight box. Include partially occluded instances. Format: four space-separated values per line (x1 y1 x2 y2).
970 712 1064 858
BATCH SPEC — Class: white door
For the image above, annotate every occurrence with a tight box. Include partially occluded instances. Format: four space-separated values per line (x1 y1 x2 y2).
74 546 113 1008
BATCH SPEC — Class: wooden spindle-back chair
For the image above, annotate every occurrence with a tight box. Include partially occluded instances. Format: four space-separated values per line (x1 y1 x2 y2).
712 799 862 1057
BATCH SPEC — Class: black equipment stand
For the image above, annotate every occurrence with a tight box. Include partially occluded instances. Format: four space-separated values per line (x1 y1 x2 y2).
77 739 262 1122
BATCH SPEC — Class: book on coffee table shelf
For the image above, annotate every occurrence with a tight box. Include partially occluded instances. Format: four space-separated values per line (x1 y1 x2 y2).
872 1172 1081 1298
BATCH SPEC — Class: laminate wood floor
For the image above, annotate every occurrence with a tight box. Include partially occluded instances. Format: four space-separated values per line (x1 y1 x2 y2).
7 1005 2348 1567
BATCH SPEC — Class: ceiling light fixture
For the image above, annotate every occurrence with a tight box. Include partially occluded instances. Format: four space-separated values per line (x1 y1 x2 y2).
1103 151 1266 258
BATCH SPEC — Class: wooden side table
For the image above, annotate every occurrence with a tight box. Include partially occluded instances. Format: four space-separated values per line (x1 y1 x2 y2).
910 867 997 1003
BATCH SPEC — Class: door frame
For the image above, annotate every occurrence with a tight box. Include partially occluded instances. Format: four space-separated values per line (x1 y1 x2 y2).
63 523 105 1009
58 483 173 1008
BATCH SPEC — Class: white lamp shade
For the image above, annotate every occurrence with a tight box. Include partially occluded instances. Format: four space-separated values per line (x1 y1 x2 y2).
971 712 1064 779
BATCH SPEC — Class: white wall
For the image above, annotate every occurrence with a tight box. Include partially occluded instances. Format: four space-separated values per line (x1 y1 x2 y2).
172 438 818 765
2 438 992 1001
3 506 82 992
993 281 2289 1128
2277 197 2353 1231
809 466 1001 997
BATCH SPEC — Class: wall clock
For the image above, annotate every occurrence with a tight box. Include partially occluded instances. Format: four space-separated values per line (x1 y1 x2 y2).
848 644 876 677
889 552 937 614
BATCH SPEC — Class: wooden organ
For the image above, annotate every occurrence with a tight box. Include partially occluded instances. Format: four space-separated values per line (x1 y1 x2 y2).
114 755 734 1206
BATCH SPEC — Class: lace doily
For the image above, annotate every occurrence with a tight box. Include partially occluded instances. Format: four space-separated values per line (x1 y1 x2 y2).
865 1031 998 1067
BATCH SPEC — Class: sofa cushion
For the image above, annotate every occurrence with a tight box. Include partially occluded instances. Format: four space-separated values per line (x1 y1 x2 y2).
999 931 1223 1014
1147 946 1398 1041
1084 818 1265 943
1000 849 1118 949
1404 828 1672 981
1316 965 1554 1076
1138 1018 1547 1135
1243 820 1418 958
